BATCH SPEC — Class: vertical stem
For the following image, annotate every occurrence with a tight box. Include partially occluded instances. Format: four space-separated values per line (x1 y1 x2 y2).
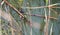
44 0 51 35
48 0 50 24
50 23 53 35
44 8 48 35
0 9 2 35
48 0 51 35
27 2 32 35
44 0 48 35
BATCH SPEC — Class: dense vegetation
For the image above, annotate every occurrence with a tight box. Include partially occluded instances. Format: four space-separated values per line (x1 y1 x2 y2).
0 0 60 35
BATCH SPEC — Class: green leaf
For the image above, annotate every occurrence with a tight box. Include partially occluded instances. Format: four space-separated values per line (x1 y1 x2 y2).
46 0 48 5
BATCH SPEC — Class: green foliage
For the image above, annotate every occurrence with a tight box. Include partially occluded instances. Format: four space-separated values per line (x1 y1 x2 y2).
8 0 23 9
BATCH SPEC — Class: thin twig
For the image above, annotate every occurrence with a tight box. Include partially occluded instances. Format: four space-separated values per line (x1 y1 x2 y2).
52 7 60 8
21 3 60 9
3 0 24 17
25 14 57 20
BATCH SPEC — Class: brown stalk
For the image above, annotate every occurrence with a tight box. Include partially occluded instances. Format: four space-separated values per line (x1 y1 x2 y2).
3 0 24 17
